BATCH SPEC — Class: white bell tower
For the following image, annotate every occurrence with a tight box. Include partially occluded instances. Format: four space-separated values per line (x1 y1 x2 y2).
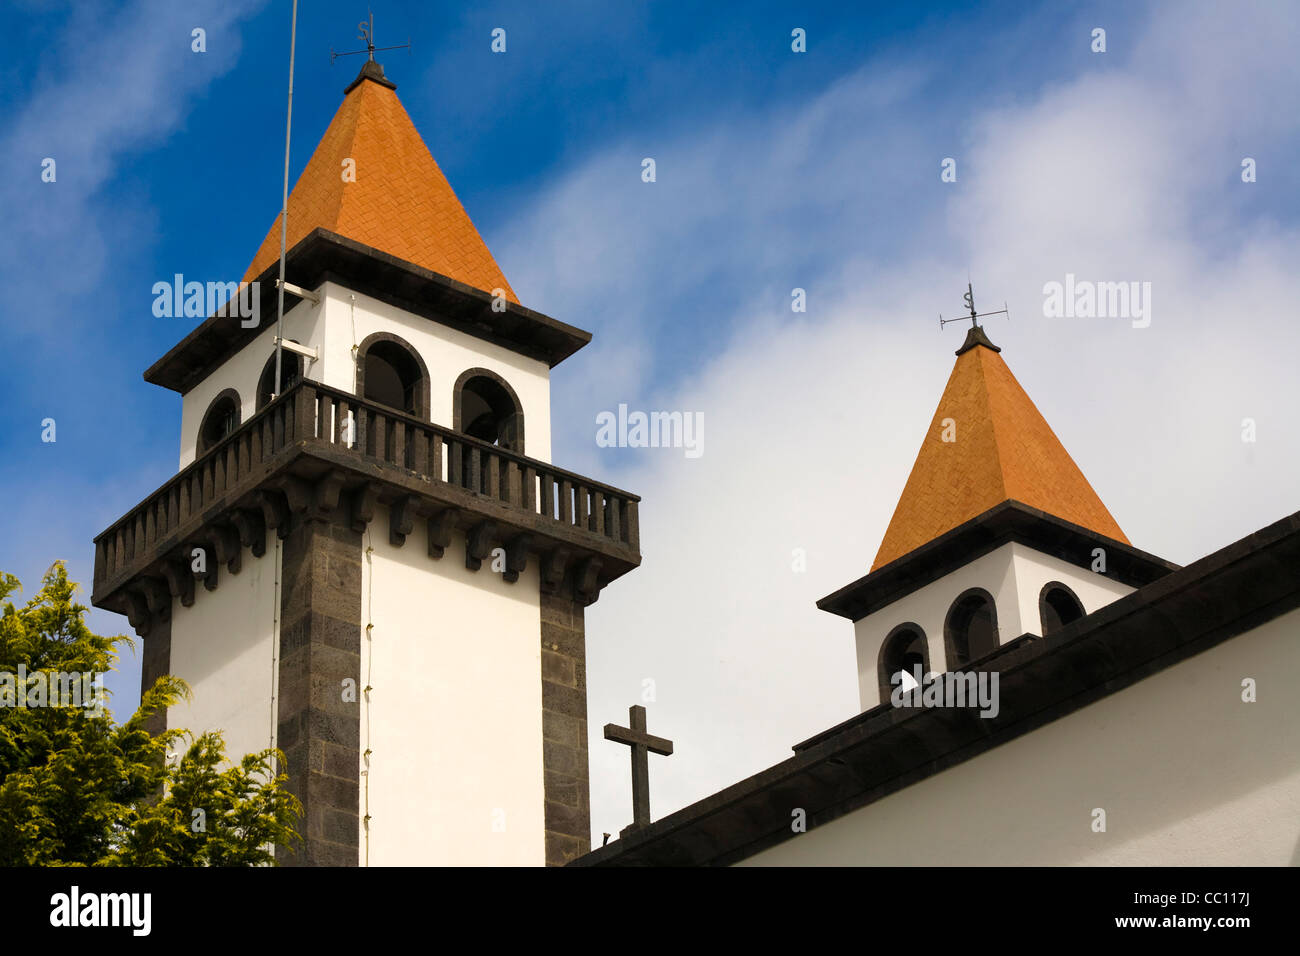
818 325 1176 711
92 60 641 867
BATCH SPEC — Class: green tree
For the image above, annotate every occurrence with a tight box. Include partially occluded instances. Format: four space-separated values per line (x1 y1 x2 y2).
0 562 301 865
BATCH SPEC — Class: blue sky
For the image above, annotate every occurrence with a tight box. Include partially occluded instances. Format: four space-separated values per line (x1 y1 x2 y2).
2 0 1298 842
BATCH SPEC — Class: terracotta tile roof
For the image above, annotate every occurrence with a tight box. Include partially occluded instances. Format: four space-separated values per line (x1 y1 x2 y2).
243 70 517 302
871 338 1129 570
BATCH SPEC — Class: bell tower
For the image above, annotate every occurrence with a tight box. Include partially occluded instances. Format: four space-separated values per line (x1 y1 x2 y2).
91 60 641 866
818 321 1176 711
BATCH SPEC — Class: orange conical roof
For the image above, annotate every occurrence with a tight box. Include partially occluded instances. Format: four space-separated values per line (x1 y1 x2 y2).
871 331 1128 570
243 64 517 302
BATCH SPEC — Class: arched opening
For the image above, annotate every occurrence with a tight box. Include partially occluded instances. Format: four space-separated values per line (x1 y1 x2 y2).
944 588 999 669
356 333 429 419
364 342 421 414
1039 582 1085 635
453 368 524 452
256 350 303 410
197 390 241 455
878 624 929 703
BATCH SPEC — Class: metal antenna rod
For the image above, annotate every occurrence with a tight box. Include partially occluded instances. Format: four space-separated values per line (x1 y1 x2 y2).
273 0 300 403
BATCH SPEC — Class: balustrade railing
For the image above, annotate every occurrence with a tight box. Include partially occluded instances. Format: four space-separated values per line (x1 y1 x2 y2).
94 380 640 588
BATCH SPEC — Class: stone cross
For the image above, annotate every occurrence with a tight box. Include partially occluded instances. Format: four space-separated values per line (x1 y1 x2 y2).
604 704 673 837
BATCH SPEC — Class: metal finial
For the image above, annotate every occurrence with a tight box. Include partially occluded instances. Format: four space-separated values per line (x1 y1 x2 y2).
359 10 375 60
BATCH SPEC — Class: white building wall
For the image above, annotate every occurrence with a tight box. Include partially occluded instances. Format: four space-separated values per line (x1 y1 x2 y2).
176 281 553 471
744 607 1300 866
178 297 325 469
359 504 546 866
165 528 279 766
852 542 1134 709
317 283 554 463
1003 543 1135 637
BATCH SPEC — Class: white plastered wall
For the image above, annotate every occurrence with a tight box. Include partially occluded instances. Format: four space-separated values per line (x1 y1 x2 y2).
176 280 552 471
1004 543 1135 638
852 542 1134 709
358 504 545 866
177 297 325 469
316 283 553 463
743 607 1300 866
165 528 279 766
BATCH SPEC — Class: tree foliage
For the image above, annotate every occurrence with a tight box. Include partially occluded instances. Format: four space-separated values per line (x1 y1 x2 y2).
0 563 300 865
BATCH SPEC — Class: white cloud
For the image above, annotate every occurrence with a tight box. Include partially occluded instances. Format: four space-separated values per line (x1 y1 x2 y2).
0 0 266 321
0 0 267 714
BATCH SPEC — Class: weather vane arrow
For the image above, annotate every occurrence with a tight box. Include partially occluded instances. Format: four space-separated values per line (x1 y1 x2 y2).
940 281 1010 331
330 9 411 63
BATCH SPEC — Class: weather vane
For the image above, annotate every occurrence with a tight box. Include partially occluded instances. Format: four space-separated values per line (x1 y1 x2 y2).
940 281 1009 331
330 9 411 63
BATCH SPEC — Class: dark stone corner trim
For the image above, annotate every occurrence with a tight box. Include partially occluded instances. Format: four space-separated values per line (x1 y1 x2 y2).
540 588 590 866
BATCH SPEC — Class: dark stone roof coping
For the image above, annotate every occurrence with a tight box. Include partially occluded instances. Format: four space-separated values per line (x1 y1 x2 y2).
817 500 1180 622
791 633 1039 752
144 229 593 394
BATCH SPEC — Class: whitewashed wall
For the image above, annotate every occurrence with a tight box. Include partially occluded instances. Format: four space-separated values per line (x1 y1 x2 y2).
317 283 553 462
851 542 1134 709
166 528 279 766
745 607 1300 865
176 280 552 470
1004 543 1136 637
178 298 324 469
359 504 545 866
